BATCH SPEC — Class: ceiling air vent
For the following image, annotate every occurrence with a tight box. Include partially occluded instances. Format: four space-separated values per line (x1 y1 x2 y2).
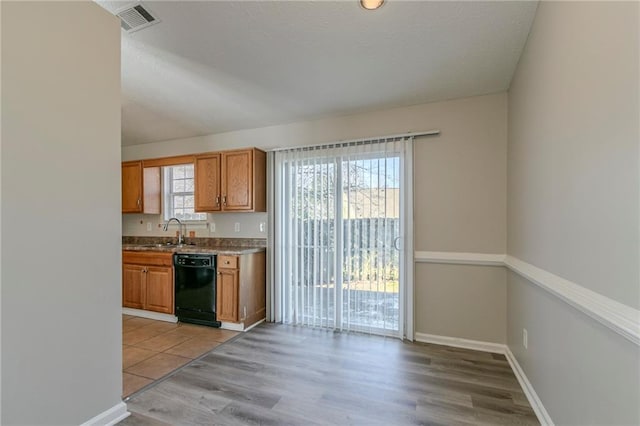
116 2 160 33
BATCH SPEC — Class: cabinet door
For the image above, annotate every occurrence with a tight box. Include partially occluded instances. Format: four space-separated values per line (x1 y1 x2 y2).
216 269 239 322
123 264 145 309
142 167 161 214
122 161 142 213
195 154 222 212
222 150 253 211
145 266 174 314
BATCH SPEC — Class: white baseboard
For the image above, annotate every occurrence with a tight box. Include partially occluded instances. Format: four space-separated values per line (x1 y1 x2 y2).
414 332 553 426
415 332 505 354
220 319 265 332
504 347 554 426
243 318 265 332
122 308 178 323
220 321 245 331
123 309 265 332
80 401 129 426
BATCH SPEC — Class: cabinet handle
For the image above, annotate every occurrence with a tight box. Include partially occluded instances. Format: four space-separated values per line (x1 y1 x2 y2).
222 195 227 206
216 195 220 206
137 198 141 207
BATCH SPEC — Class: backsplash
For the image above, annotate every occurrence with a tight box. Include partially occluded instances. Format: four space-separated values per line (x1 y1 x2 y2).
122 212 268 239
122 236 267 248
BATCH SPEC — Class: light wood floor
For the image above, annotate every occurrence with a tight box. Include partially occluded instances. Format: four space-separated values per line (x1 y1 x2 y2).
120 323 539 425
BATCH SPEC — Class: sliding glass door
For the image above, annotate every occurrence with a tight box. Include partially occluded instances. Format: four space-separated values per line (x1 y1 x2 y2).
274 138 412 337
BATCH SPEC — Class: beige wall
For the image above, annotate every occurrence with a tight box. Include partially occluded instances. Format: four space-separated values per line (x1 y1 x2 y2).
124 93 509 342
508 271 640 425
414 95 507 254
1 2 122 424
507 1 639 424
122 93 506 160
508 1 639 309
416 264 506 343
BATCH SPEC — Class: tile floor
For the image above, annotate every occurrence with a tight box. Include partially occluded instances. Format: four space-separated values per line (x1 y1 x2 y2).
122 315 239 398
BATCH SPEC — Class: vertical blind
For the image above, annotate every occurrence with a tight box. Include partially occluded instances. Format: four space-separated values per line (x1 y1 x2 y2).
271 137 413 337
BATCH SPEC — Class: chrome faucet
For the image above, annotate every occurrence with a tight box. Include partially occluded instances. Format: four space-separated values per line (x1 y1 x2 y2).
163 217 185 245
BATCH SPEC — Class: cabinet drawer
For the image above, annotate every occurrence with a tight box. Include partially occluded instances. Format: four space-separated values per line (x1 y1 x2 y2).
218 255 238 269
123 251 173 267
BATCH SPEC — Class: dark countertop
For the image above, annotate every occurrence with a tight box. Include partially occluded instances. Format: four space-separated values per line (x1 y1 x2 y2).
122 244 265 255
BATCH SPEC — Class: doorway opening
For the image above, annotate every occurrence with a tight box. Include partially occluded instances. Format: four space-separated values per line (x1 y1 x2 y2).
273 137 413 337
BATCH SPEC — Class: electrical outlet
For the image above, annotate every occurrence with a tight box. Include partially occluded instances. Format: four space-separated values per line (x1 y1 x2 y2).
234 223 240 233
523 328 528 350
146 222 152 231
259 222 266 233
209 222 215 233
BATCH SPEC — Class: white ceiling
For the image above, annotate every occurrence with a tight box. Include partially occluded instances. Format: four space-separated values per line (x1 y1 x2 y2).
96 1 538 146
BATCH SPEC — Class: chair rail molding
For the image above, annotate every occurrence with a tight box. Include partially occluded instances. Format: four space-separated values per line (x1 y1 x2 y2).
414 251 640 346
503 255 640 346
414 251 505 266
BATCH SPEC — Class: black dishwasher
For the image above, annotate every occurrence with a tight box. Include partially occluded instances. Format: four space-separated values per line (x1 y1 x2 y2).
174 253 221 327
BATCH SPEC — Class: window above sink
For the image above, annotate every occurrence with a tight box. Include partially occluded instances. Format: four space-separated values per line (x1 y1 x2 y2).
163 164 207 223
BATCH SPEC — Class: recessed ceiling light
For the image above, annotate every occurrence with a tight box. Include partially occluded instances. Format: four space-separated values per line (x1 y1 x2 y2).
360 0 384 11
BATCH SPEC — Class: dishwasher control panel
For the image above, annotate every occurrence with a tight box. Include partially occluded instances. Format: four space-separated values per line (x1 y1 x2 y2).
174 254 215 267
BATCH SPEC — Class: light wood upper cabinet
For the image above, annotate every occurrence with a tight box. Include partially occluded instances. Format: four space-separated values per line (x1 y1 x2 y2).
122 161 142 213
194 148 266 213
222 150 252 211
122 161 161 214
194 154 222 212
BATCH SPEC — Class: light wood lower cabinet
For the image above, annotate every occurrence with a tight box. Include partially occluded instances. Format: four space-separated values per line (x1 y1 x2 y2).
123 251 174 314
144 267 174 314
122 264 145 309
216 268 239 322
216 252 265 328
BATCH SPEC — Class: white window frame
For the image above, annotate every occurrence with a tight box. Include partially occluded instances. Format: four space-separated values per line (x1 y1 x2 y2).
163 164 207 223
